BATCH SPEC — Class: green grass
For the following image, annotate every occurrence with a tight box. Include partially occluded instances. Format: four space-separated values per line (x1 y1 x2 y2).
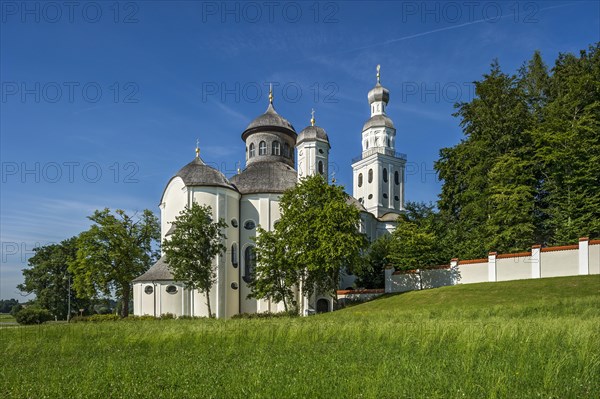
1 275 599 398
0 314 16 322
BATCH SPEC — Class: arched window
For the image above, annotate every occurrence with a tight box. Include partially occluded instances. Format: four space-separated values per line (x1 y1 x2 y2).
383 168 388 183
368 169 373 183
365 140 369 149
318 161 324 175
259 141 267 155
358 173 363 187
272 141 280 156
316 298 329 313
231 243 238 267
394 171 400 185
283 143 290 157
249 143 255 158
243 246 256 283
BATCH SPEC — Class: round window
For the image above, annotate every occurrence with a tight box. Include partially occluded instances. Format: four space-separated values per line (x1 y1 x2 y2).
244 220 256 230
144 285 153 295
231 282 239 290
383 193 388 199
166 285 178 294
231 219 238 228
395 195 400 201
368 194 373 199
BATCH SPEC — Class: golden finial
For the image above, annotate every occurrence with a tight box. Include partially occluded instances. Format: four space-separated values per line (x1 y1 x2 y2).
376 64 381 84
310 108 315 127
195 138 200 158
268 83 273 104
236 161 241 174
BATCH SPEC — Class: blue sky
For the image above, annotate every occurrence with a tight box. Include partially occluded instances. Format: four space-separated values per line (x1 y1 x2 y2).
1 0 598 300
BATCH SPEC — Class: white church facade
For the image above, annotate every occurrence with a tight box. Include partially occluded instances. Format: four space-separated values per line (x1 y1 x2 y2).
132 67 407 318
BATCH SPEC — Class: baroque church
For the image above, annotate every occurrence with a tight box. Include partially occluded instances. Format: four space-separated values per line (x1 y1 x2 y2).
132 67 407 318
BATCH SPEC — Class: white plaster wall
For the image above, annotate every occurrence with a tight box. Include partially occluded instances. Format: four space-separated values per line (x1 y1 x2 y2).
160 177 187 247
496 257 532 281
541 250 579 278
420 269 454 289
388 273 421 292
590 244 600 275
157 282 183 316
457 263 488 284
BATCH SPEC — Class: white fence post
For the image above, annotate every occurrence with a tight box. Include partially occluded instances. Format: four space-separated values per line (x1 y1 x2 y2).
579 237 590 275
488 252 497 282
531 244 541 278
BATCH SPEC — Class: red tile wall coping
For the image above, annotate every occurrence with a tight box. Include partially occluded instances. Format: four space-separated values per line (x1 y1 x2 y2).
337 289 385 295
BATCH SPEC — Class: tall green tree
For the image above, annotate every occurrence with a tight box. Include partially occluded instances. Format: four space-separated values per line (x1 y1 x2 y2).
354 234 393 289
17 237 89 319
70 209 160 318
248 226 297 312
251 175 368 306
162 202 227 318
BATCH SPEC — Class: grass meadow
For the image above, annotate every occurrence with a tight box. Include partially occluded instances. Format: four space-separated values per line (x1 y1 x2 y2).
1 275 599 398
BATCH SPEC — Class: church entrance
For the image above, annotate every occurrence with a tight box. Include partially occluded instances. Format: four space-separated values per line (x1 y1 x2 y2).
316 298 329 313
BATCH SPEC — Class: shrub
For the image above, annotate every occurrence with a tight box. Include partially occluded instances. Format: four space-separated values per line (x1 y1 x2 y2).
160 313 176 320
15 307 53 325
10 303 23 317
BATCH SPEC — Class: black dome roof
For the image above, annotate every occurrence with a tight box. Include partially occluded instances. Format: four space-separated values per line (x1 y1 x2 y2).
297 125 330 146
230 161 297 194
175 158 235 190
242 103 296 140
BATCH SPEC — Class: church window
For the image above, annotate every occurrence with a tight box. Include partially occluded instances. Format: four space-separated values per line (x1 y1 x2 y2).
249 143 255 158
166 285 178 294
244 220 256 230
365 141 369 149
394 195 399 202
368 169 373 183
272 141 280 156
243 246 256 283
231 219 238 228
358 197 364 203
383 193 388 199
283 143 290 157
231 243 238 267
358 173 363 187
319 149 324 154
318 161 324 175
394 171 399 185
231 282 238 290
259 141 267 155
368 194 373 199
383 168 388 183
144 285 153 295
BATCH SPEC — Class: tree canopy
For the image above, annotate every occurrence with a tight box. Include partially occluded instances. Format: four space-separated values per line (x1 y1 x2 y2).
250 174 368 309
162 202 227 318
70 208 160 318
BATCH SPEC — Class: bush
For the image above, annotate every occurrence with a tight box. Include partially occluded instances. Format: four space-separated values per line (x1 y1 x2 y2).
10 303 23 317
159 313 176 320
15 307 53 325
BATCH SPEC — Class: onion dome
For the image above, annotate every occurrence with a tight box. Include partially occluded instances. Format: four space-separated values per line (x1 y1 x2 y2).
297 109 330 147
367 64 390 104
363 114 395 131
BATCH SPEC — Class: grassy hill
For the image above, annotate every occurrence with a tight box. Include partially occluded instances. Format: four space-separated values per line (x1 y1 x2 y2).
1 275 598 398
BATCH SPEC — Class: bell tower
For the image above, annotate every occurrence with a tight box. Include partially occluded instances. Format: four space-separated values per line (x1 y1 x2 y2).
296 109 330 180
351 65 406 217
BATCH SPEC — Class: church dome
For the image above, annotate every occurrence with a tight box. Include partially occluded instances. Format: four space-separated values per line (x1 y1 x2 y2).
242 103 296 140
368 83 390 104
175 157 236 190
362 114 395 132
297 125 330 146
230 161 297 195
